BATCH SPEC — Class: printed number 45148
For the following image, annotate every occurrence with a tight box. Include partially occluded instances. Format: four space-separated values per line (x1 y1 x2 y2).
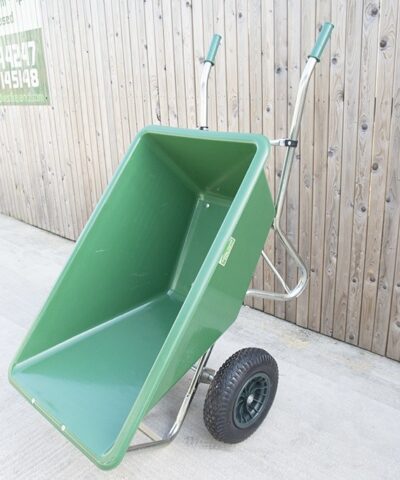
0 68 39 89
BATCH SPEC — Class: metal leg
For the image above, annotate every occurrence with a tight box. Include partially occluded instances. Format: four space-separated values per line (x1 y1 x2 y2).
246 58 318 303
127 347 213 452
248 24 334 302
247 222 308 302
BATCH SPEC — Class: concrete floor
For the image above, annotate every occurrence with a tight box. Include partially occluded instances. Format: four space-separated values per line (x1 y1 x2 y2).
0 212 399 480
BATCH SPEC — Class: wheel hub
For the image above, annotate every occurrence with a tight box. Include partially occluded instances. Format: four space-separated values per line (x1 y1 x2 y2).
246 394 254 405
233 372 271 429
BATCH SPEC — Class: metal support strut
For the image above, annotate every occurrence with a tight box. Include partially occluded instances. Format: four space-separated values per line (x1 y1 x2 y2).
128 347 214 451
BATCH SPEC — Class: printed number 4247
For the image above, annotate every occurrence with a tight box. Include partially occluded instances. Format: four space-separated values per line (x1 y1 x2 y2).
0 41 36 69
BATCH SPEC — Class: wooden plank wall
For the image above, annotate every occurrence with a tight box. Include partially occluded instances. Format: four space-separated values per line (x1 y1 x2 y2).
0 0 400 361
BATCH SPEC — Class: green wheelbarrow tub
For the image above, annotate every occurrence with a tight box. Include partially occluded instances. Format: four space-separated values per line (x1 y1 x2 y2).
9 126 274 469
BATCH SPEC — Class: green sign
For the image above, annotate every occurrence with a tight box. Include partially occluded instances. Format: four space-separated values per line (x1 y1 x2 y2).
0 27 49 105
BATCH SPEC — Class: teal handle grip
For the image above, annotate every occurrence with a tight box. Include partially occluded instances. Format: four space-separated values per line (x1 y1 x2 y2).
205 34 222 65
309 22 334 62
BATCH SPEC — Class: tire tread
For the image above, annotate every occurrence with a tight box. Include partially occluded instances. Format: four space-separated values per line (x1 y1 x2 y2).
203 348 278 443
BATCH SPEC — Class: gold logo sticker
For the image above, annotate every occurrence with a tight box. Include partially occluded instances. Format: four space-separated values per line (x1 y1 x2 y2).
219 237 236 267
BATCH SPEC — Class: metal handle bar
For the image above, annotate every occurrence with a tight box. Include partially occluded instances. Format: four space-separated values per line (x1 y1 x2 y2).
199 34 222 130
247 23 334 302
309 22 334 62
205 34 222 65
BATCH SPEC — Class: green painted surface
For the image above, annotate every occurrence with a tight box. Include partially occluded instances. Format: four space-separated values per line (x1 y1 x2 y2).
205 34 221 64
9 126 274 469
0 28 49 105
13 293 182 456
309 22 334 62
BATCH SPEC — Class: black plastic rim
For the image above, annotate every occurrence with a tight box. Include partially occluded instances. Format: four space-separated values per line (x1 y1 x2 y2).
233 372 271 429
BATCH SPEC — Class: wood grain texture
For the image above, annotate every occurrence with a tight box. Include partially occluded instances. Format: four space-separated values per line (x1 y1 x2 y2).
272 0 288 320
285 0 301 323
332 0 363 341
386 2 400 361
297 0 315 329
359 0 398 351
308 0 331 333
345 1 379 346
371 0 400 356
320 0 346 337
249 0 263 311
0 0 400 361
261 0 275 316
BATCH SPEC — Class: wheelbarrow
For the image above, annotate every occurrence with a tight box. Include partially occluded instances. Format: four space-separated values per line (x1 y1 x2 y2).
9 23 334 470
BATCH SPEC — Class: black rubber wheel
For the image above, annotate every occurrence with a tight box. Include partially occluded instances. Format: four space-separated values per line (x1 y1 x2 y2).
203 347 278 443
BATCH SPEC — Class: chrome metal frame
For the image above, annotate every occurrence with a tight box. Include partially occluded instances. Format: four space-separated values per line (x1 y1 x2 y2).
199 61 212 130
128 347 214 451
197 50 317 301
247 58 318 302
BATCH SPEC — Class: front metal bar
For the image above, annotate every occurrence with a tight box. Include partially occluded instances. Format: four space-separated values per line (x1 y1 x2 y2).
247 57 317 302
269 138 298 147
261 249 291 295
269 139 284 146
127 346 213 451
275 58 316 220
247 225 308 301
199 61 212 130
199 34 221 130
136 423 163 443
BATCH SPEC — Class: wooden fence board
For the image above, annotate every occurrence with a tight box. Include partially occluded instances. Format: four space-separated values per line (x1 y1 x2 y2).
0 0 399 360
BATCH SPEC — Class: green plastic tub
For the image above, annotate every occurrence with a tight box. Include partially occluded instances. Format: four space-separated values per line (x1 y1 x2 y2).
9 125 274 469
